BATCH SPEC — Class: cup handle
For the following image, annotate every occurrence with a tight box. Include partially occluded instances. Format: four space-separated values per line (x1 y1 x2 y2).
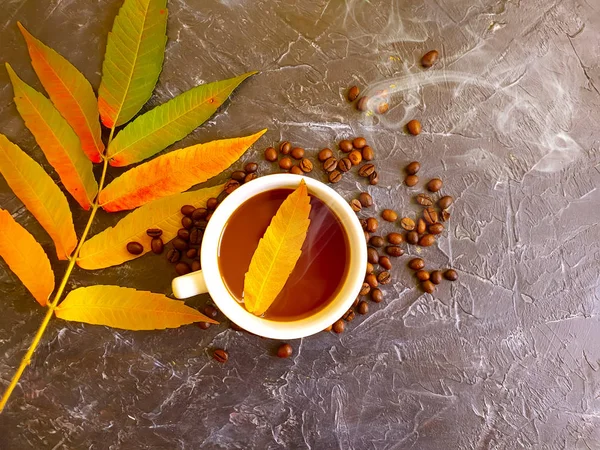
172 270 208 299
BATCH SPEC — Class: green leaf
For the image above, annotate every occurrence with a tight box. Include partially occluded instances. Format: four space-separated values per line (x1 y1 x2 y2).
106 71 257 167
98 0 168 129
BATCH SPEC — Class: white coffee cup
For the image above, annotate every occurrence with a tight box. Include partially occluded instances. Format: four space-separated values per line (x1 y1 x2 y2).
172 174 367 339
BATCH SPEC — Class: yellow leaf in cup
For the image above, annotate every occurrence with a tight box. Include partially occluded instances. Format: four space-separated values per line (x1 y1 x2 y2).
243 179 312 316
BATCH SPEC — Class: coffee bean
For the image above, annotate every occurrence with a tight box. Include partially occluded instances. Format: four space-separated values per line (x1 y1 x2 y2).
419 234 435 247
405 175 419 187
379 256 392 270
181 205 195 217
408 258 425 271
198 322 211 330
407 119 421 135
365 273 378 288
181 216 193 229
338 158 352 172
177 228 190 241
348 85 360 102
369 172 379 185
423 207 438 224
194 220 208 230
244 162 258 174
186 248 198 259
353 137 367 149
421 50 439 68
244 173 257 183
323 157 338 172
360 218 368 230
265 147 278 162
444 269 458 281
416 194 433 206
366 262 374 275
371 288 383 303
441 210 451 222
290 165 303 175
339 140 353 153
175 262 191 275
427 178 443 192
400 217 415 230
213 349 228 363
357 300 369 315
299 158 313 173
151 238 164 254
382 209 398 222
291 147 305 160
203 305 218 319
190 228 203 245
360 282 371 296
173 238 189 251
429 223 444 234
367 247 379 264
356 96 369 111
385 246 404 257
366 217 378 233
318 148 333 162
329 170 342 183
348 150 362 166
350 199 362 212
438 196 454 209
191 260 201 272
358 192 373 207
333 319 345 333
369 236 384 248
277 343 293 358
323 325 333 332
430 270 443 284
231 170 246 182
358 163 375 177
126 242 143 255
362 146 374 161
146 228 162 238
205 212 212 222
387 232 404 245
353 297 360 308
406 231 419 245
216 190 230 204
166 249 181 263
378 271 391 285
377 102 389 114
421 280 435 294
343 309 355 322
279 157 293 170
415 270 430 281
279 141 292 155
206 198 218 211
364 234 370 245
405 161 420 175
417 218 427 234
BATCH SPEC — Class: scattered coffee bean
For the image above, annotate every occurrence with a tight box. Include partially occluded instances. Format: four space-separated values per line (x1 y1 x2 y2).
379 256 392 270
369 236 384 248
343 309 355 322
366 262 374 275
348 85 360 102
146 228 162 238
377 102 389 114
339 140 353 153
356 96 369 111
438 196 454 209
385 246 404 257
166 249 181 263
358 163 375 177
291 147 305 160
338 158 352 172
405 161 421 175
415 270 430 281
423 207 438 224
350 199 362 212
299 158 313 173
371 288 383 303
421 50 439 68
366 217 378 233
126 242 143 255
387 232 404 245
177 228 190 241
290 165 304 175
151 238 164 254
353 137 367 149
323 157 338 172
422 280 435 294
362 146 374 161
406 231 419 245
186 248 198 259
382 209 398 222
172 238 189 251
427 178 443 192
444 269 458 281
231 170 246 182
333 319 345 333
318 148 333 162
244 173 257 183
365 273 378 288
244 162 258 173
279 157 293 170
198 322 211 330
430 270 443 284
348 150 362 166
429 223 444 234
357 300 369 315
353 297 360 308
329 170 342 183
419 234 436 247
213 349 228 363
417 218 427 235
203 305 218 319
367 247 379 265
277 343 293 358
191 260 201 272
181 216 193 229
408 258 425 271
360 282 371 296
189 228 203 245
181 205 195 217
441 210 451 222
360 218 368 230
265 147 278 162
378 271 391 285
400 217 415 231
279 141 292 155
175 262 191 275
416 194 433 206
369 171 379 185
407 119 421 135
206 198 218 210
358 192 373 207
405 175 419 187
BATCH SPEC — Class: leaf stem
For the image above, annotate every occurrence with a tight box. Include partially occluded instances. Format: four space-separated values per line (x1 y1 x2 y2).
0 132 113 413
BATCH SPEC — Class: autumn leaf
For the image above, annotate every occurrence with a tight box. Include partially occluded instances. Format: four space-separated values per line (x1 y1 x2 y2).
17 22 104 163
106 72 257 167
99 129 266 212
98 0 168 128
243 180 312 316
55 286 218 330
6 63 98 210
0 209 55 306
78 184 223 270
0 134 77 260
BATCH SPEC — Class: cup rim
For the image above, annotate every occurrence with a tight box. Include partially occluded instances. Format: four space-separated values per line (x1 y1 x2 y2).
200 174 367 339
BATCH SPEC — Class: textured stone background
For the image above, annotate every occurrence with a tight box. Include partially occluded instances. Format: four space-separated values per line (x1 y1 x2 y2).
1 0 600 448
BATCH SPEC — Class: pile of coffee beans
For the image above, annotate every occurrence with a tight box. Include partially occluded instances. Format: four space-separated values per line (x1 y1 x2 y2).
264 141 313 175
407 258 457 293
347 85 389 115
320 137 377 185
126 228 165 256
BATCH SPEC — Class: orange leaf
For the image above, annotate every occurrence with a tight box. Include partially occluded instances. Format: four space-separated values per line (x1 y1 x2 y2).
55 286 218 330
6 64 98 210
0 133 77 260
99 129 266 212
0 209 55 306
243 180 311 316
18 22 104 163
